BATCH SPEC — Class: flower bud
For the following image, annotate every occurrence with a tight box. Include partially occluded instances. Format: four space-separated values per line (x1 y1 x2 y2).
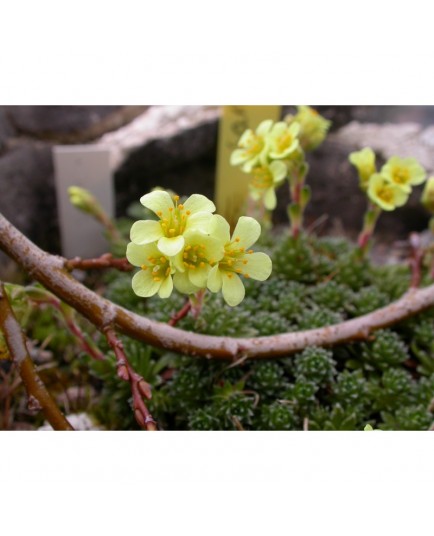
421 177 434 213
68 186 103 217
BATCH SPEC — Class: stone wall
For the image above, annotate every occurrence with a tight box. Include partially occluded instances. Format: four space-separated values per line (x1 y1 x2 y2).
1 105 433 268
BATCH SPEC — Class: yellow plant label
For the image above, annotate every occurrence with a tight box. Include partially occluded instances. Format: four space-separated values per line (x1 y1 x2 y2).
215 105 281 228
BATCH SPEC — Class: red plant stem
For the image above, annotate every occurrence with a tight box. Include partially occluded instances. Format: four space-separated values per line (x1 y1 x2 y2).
104 328 156 431
0 283 74 431
65 253 133 272
168 299 192 327
409 233 424 288
29 294 106 362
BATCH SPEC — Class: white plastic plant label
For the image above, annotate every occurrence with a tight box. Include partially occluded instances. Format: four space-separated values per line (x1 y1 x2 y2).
53 145 114 259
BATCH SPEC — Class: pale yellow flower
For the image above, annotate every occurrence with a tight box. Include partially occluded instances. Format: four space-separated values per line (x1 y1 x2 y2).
230 120 273 173
126 242 175 299
381 156 426 193
268 122 300 160
349 147 376 190
249 161 287 210
130 191 216 257
207 215 272 306
367 173 409 211
421 176 434 213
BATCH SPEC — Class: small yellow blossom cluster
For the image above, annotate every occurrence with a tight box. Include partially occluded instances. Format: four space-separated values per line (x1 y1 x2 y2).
349 148 427 211
230 107 330 211
127 190 272 306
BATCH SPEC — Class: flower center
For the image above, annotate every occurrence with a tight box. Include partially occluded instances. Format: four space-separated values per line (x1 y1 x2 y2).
141 255 171 282
251 167 273 190
275 132 293 154
392 167 410 184
182 244 208 270
219 239 254 278
158 196 190 237
243 135 264 157
376 186 394 204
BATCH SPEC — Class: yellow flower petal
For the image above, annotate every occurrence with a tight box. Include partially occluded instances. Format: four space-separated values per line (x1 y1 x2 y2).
157 235 185 256
130 220 163 245
183 194 216 214
132 270 160 297
158 276 174 299
241 252 272 281
140 190 174 217
222 272 245 307
174 271 201 294
231 216 261 249
207 264 223 292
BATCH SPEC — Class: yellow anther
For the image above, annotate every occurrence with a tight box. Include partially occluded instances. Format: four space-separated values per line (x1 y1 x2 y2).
234 237 240 243
148 256 155 262
248 250 254 254
183 261 189 267
244 273 250 278
173 195 180 201
199 261 205 268
243 260 248 265
227 274 233 279
157 211 163 217
239 247 245 253
235 268 242 273
141 265 148 271
169 228 176 235
178 204 184 210
169 207 173 212
227 259 233 266
186 210 191 215
161 222 167 228
165 267 171 276
185 245 192 251
181 215 186 221
153 277 161 282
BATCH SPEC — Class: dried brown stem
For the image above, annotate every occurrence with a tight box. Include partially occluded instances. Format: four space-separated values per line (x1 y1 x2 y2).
104 328 156 431
1 212 434 361
409 233 423 288
65 253 133 272
0 283 74 431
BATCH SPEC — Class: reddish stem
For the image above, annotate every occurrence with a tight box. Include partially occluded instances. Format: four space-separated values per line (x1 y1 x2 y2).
168 300 192 327
65 253 133 272
409 233 424 288
104 328 156 431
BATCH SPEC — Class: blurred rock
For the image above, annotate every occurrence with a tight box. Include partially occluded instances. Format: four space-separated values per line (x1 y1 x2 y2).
1 106 434 274
0 144 58 250
4 105 147 143
0 109 15 153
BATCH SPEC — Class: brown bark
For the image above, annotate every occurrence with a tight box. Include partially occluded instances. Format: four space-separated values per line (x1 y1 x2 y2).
1 212 434 361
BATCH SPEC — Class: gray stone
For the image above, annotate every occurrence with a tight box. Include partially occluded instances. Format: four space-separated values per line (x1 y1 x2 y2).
0 144 58 250
4 105 147 143
0 109 15 154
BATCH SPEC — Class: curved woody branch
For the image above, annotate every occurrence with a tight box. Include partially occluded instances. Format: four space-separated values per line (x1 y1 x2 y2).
1 212 434 361
0 282 74 431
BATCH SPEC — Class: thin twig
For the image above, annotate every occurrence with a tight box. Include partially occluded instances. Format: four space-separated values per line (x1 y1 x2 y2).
65 253 132 272
1 212 434 361
409 233 424 288
104 328 156 431
168 299 192 327
0 283 74 431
